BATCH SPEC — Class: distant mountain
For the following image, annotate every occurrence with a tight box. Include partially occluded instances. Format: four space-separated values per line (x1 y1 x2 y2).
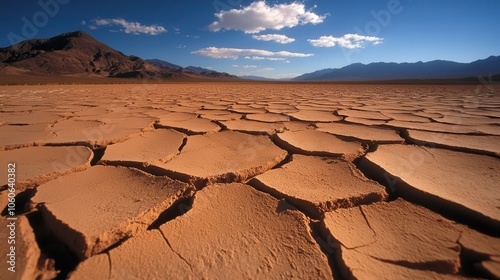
293 56 500 81
292 69 334 81
0 31 239 80
184 66 211 73
0 31 170 79
239 75 276 81
183 66 236 78
146 60 237 79
145 59 182 70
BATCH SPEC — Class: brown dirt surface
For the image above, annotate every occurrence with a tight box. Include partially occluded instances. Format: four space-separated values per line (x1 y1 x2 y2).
156 112 221 134
1 83 499 279
99 129 186 166
245 112 291 123
322 199 486 279
316 122 404 143
363 144 500 231
250 155 387 218
0 146 92 194
221 119 286 135
32 165 194 260
407 129 500 157
274 130 365 160
159 183 334 279
286 109 343 122
69 230 196 280
152 131 288 186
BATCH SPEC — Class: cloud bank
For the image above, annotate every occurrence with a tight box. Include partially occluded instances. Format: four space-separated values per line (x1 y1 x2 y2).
193 47 313 59
252 34 295 44
209 1 326 33
91 18 166 35
308 34 383 48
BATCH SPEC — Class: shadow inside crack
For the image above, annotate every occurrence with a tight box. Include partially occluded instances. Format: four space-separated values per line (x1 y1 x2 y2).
310 220 343 280
90 146 106 165
26 210 79 280
148 195 194 230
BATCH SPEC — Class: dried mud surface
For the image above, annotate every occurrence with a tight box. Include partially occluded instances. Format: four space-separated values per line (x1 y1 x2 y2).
1 83 499 279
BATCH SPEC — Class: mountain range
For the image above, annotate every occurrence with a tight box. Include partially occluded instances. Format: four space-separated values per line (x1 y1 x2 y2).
144 59 236 79
1 30 498 83
293 56 500 81
0 30 236 80
239 75 280 81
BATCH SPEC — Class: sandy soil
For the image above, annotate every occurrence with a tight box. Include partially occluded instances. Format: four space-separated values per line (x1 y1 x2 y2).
0 83 499 279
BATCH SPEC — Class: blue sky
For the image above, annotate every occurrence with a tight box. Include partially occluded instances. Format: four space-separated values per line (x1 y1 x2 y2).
2 0 500 78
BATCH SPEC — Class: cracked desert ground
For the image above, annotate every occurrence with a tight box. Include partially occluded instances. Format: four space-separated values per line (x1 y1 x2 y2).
1 82 499 280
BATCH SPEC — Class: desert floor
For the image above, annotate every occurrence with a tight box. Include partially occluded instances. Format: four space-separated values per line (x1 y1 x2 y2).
0 83 499 279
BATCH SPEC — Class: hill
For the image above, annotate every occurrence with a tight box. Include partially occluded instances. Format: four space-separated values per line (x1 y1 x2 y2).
0 31 238 82
144 59 182 71
0 31 169 79
239 75 277 81
146 60 237 79
293 56 500 81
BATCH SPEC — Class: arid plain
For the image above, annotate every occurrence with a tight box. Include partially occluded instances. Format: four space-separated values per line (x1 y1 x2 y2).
1 82 499 279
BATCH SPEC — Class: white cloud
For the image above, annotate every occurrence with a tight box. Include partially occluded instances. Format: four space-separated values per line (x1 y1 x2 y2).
232 64 240 67
209 1 326 33
192 47 313 59
242 65 258 69
246 56 264 60
252 34 295 44
91 18 166 35
245 56 287 61
308 34 383 48
266 57 286 61
81 20 86 25
275 50 313 57
94 19 112 26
